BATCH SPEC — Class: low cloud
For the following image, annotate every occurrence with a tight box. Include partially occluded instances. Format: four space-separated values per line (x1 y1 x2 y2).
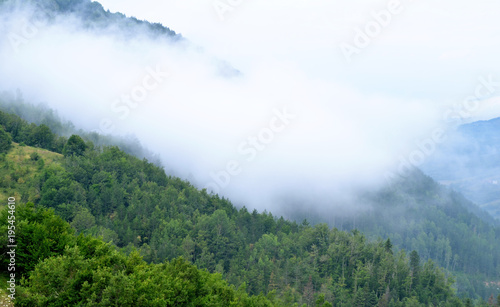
1 1 500 214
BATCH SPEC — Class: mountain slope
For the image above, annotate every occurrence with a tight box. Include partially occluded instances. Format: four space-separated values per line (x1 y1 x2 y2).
0 142 62 203
0 105 472 306
422 117 500 220
0 203 273 306
0 0 498 303
1 0 180 40
287 168 500 299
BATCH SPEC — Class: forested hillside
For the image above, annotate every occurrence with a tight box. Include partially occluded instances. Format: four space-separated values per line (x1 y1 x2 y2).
0 104 491 306
0 94 163 167
2 0 500 305
0 203 273 306
292 171 500 299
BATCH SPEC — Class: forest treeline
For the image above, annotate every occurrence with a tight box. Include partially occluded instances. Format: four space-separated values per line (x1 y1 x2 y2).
1 203 272 306
0 93 163 165
287 169 500 299
1 104 499 306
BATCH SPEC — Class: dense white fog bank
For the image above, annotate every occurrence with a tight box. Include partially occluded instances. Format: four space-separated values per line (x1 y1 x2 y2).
2 0 500 212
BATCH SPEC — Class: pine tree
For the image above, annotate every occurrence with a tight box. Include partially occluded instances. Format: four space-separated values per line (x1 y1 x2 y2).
353 285 366 307
409 250 421 287
366 290 378 307
384 238 393 254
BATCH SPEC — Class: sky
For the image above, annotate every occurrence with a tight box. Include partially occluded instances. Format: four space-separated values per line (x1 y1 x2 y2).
96 0 500 101
1 0 500 214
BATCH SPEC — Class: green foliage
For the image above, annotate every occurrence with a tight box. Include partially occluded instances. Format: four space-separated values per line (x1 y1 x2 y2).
0 107 491 306
294 169 500 299
29 151 40 161
63 134 87 156
0 204 271 306
0 203 75 276
70 207 96 232
31 124 54 149
0 100 160 163
0 125 12 154
0 109 65 153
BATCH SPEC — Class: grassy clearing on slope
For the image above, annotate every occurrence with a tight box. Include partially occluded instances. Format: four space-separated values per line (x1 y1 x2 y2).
0 143 62 206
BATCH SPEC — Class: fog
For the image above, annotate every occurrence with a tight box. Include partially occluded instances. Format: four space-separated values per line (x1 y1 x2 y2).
1 0 500 214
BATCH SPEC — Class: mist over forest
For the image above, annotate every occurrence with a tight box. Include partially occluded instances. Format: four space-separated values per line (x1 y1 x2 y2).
1 0 500 306
3 0 499 214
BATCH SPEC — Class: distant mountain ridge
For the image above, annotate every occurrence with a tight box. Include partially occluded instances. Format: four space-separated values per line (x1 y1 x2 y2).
421 116 500 220
1 0 181 40
2 0 240 76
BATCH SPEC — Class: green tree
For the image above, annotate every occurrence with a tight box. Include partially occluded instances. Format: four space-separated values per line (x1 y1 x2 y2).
385 238 393 254
0 125 12 154
63 134 87 156
0 203 75 276
70 207 96 233
410 250 421 284
32 124 55 149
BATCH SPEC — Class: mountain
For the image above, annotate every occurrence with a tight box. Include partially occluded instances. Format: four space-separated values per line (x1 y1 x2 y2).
421 117 500 220
0 101 480 306
1 0 180 40
1 0 240 77
1 0 499 305
286 167 500 299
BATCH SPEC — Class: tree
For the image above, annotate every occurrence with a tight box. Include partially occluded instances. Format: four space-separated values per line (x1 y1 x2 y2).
385 238 393 254
366 290 378 306
353 285 366 307
0 125 12 154
409 250 421 285
70 207 96 233
0 203 75 276
315 293 333 307
63 134 87 156
181 235 195 262
32 124 55 149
